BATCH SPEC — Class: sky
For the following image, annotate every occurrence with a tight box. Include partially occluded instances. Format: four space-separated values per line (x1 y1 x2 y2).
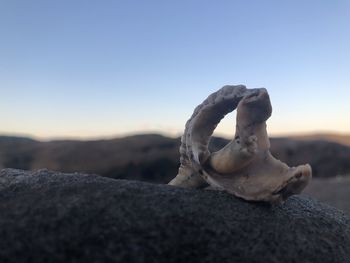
0 0 349 140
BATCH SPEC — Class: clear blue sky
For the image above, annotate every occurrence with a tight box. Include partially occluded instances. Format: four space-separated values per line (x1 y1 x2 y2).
0 0 349 139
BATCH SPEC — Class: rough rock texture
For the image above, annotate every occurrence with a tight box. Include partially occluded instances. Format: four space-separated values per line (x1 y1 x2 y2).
0 169 349 263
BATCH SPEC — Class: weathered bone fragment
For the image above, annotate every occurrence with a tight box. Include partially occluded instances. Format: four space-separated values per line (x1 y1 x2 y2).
169 85 312 204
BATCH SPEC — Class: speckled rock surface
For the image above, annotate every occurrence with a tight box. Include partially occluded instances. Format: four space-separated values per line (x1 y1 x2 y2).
0 169 349 263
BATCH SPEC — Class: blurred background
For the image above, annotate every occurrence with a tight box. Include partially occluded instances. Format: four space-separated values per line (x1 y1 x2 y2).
0 1 349 213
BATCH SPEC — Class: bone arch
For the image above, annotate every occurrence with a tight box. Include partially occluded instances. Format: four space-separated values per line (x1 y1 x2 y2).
179 86 255 166
173 85 260 186
169 85 312 204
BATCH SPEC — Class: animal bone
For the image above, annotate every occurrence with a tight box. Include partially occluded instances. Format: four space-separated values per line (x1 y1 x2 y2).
169 85 312 204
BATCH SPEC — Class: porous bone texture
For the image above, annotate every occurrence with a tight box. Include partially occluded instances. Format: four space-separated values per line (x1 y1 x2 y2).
169 85 312 203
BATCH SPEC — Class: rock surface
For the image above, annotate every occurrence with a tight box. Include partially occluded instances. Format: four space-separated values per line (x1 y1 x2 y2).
0 169 349 263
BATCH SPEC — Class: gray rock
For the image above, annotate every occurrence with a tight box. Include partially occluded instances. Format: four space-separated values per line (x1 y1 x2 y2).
0 168 349 263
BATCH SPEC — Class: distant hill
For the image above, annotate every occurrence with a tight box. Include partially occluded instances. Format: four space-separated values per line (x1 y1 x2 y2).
303 176 350 214
0 134 180 183
288 133 350 146
1 133 350 184
270 137 350 178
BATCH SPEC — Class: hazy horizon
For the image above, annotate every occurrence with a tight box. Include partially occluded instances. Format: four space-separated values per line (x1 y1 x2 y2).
1 129 350 142
1 1 349 139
